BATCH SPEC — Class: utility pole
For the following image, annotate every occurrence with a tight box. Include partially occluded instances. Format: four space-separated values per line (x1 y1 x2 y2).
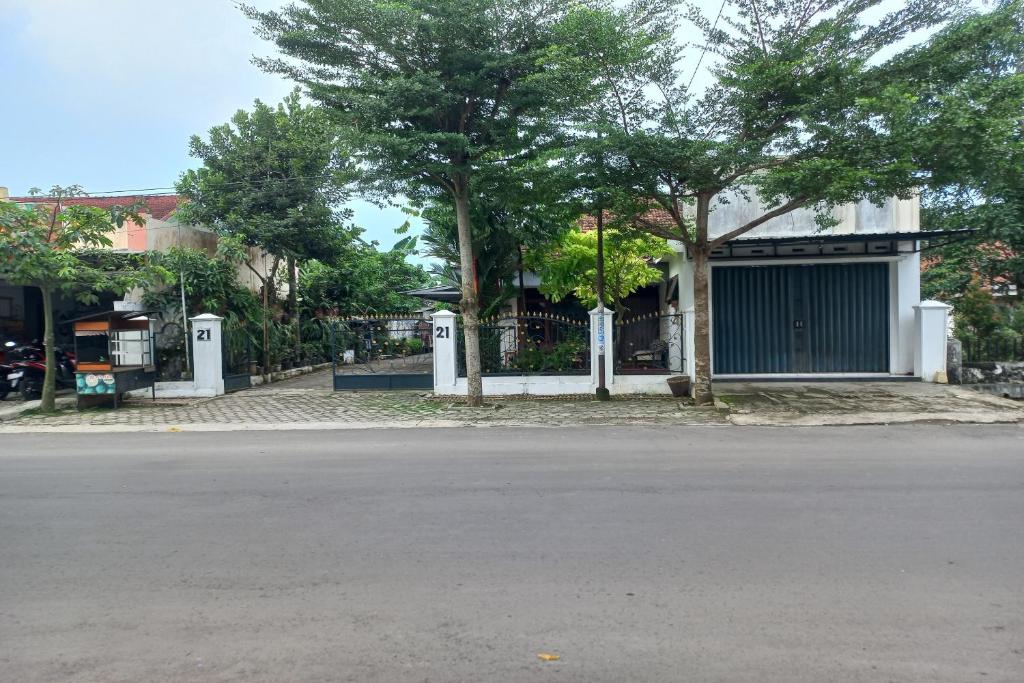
594 127 610 401
177 220 191 375
595 208 610 401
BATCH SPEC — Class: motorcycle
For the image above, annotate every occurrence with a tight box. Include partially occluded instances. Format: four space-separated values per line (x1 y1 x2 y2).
5 341 77 401
0 341 16 400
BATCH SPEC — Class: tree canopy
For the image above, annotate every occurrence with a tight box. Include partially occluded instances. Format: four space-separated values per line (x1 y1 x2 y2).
298 242 431 317
890 1 1024 304
245 0 596 405
176 89 355 281
545 0 962 403
0 187 165 411
525 228 671 312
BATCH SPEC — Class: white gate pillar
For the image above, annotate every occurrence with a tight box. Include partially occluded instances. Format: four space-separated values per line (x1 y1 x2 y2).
431 310 458 392
190 313 225 396
682 307 696 381
589 307 615 388
914 300 951 382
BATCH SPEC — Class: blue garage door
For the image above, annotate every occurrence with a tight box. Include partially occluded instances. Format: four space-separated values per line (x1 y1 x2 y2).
712 263 890 374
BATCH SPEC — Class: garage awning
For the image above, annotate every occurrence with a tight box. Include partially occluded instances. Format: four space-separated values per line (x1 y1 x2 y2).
404 285 462 303
706 228 974 260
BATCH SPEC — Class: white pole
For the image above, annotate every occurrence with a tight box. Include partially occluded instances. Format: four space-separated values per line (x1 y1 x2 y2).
180 269 191 374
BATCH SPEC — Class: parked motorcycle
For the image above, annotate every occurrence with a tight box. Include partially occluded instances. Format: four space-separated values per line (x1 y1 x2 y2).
0 341 16 400
5 341 77 401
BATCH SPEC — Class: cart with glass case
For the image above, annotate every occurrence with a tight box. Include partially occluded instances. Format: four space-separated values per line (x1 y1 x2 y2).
71 311 157 408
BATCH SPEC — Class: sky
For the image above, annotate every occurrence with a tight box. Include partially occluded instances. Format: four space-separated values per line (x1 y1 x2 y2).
0 0 980 260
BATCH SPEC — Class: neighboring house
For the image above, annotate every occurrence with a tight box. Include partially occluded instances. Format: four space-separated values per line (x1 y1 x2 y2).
0 187 279 344
416 192 958 380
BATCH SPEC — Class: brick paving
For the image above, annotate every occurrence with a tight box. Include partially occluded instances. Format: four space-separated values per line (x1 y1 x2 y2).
2 370 1020 431
718 380 1024 425
1 369 721 429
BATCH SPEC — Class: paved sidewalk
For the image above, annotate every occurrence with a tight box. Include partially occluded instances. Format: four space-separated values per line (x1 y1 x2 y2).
716 381 1024 426
0 370 1020 433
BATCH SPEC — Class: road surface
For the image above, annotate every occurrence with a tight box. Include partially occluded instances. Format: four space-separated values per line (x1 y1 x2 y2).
2 425 1022 682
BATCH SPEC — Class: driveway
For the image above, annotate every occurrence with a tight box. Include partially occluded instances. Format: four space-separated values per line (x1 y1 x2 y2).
2 425 1022 682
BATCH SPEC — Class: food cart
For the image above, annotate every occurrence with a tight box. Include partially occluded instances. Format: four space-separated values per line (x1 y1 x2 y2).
71 311 157 409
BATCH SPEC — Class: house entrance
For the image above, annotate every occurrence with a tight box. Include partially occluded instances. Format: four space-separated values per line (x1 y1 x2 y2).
330 315 434 390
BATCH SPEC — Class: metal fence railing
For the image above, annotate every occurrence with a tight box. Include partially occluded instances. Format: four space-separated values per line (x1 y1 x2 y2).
330 315 434 374
615 313 687 375
961 337 1024 364
457 313 590 377
153 320 191 382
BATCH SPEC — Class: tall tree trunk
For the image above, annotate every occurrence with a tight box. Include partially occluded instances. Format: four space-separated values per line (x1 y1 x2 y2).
691 248 714 406
454 188 483 406
288 255 300 365
40 285 57 413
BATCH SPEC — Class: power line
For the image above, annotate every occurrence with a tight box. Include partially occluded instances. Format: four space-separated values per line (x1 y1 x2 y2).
686 0 729 93
24 173 347 199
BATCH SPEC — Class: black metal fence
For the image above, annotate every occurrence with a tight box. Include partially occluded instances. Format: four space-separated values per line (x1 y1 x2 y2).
222 325 254 392
153 320 191 382
962 337 1024 364
458 313 590 377
615 313 686 375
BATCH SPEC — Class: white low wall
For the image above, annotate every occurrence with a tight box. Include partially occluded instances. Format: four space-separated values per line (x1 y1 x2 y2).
435 374 678 398
125 381 217 399
441 375 595 397
609 374 674 395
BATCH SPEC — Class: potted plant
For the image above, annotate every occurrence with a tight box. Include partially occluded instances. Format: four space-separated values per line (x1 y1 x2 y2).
666 375 691 398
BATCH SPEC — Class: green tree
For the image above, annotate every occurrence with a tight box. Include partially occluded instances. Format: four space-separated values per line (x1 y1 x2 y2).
298 242 431 317
552 0 960 404
0 187 165 412
177 89 355 374
954 277 1003 340
245 0 588 406
417 178 572 319
525 228 670 316
888 1 1024 299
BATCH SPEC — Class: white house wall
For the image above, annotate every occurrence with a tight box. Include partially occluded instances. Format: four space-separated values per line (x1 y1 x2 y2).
689 191 920 240
894 248 921 375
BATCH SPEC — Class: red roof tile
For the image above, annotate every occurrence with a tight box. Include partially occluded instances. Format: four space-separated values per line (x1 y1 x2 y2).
8 194 181 221
578 208 677 232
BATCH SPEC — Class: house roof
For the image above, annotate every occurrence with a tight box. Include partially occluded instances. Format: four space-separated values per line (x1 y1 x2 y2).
404 285 462 303
727 228 972 245
8 194 180 220
578 209 675 233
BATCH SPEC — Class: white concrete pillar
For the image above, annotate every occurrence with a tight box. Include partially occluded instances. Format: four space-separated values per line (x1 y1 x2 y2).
894 251 921 375
914 300 951 382
431 310 458 391
682 307 696 381
589 307 615 387
189 313 225 396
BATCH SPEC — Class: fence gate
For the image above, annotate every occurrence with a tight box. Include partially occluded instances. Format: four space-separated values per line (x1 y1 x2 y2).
222 327 253 393
330 315 434 390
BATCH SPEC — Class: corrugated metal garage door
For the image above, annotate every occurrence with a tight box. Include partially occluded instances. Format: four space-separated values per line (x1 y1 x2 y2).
712 263 890 374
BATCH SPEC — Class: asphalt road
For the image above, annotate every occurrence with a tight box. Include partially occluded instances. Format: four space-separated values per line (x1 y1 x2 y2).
2 425 1023 682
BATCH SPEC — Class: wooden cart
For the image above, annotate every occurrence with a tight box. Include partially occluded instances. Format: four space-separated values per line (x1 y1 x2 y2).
70 311 157 409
